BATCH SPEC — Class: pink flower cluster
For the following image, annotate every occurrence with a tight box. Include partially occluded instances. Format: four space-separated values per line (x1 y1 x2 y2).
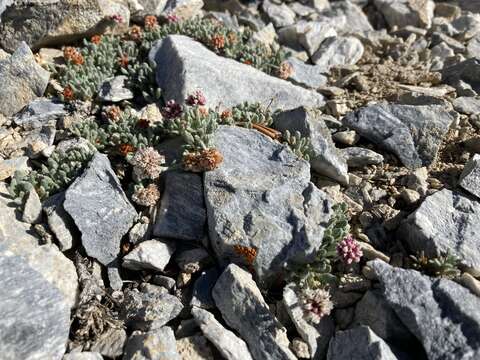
109 14 124 23
336 235 363 264
301 288 333 324
186 90 207 106
166 13 179 23
162 99 183 119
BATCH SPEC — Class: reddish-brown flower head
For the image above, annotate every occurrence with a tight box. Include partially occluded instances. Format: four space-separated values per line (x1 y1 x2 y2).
91 35 102 44
183 148 223 173
63 86 74 101
144 15 158 29
211 34 225 50
118 54 129 68
118 143 136 156
63 47 84 65
233 245 257 265
129 25 143 41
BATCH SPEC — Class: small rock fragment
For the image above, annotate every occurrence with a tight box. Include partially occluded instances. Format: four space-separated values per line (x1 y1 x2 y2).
123 327 180 360
123 239 175 272
22 189 42 224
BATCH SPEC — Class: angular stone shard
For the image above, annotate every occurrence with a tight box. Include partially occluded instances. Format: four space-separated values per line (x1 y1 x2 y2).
274 107 348 185
327 326 399 360
149 35 324 111
192 307 254 360
0 244 71 360
212 264 297 360
311 36 364 70
204 126 333 284
343 103 455 169
369 260 480 360
64 153 137 266
401 189 480 270
0 42 50 117
374 0 435 29
122 239 175 271
459 154 480 199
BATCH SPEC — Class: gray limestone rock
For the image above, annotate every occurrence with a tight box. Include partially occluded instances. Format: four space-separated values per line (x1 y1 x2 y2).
274 107 349 185
262 0 296 28
97 75 134 102
327 326 399 360
123 327 180 360
401 189 480 270
192 307 254 360
122 288 184 330
0 42 50 117
311 36 364 70
149 35 324 112
459 154 480 199
153 171 206 241
64 153 137 266
43 192 76 251
212 264 297 360
0 183 78 309
296 19 337 56
283 285 335 359
204 126 333 284
0 156 29 181
162 0 204 20
0 0 130 52
442 58 480 94
0 244 71 360
374 0 435 29
123 239 175 272
343 103 455 169
341 147 384 168
369 260 480 360
452 97 480 115
285 57 328 89
353 290 415 343
13 98 65 129
22 188 42 224
90 327 127 358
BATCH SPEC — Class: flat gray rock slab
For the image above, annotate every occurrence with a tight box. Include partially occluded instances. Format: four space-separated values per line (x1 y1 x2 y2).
0 0 130 52
63 352 103 360
212 264 297 360
0 183 78 309
149 35 324 111
369 260 480 360
274 107 349 185
153 171 206 241
204 126 333 284
122 289 184 331
192 307 254 360
283 285 334 360
0 244 70 360
459 154 480 199
97 75 134 103
452 97 480 115
0 42 49 117
374 0 435 28
286 57 328 89
401 189 480 270
123 327 180 360
311 36 364 70
64 152 137 266
122 239 175 271
341 147 384 168
43 192 75 251
13 98 65 129
442 58 480 94
327 325 399 360
343 103 455 169
353 290 415 343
